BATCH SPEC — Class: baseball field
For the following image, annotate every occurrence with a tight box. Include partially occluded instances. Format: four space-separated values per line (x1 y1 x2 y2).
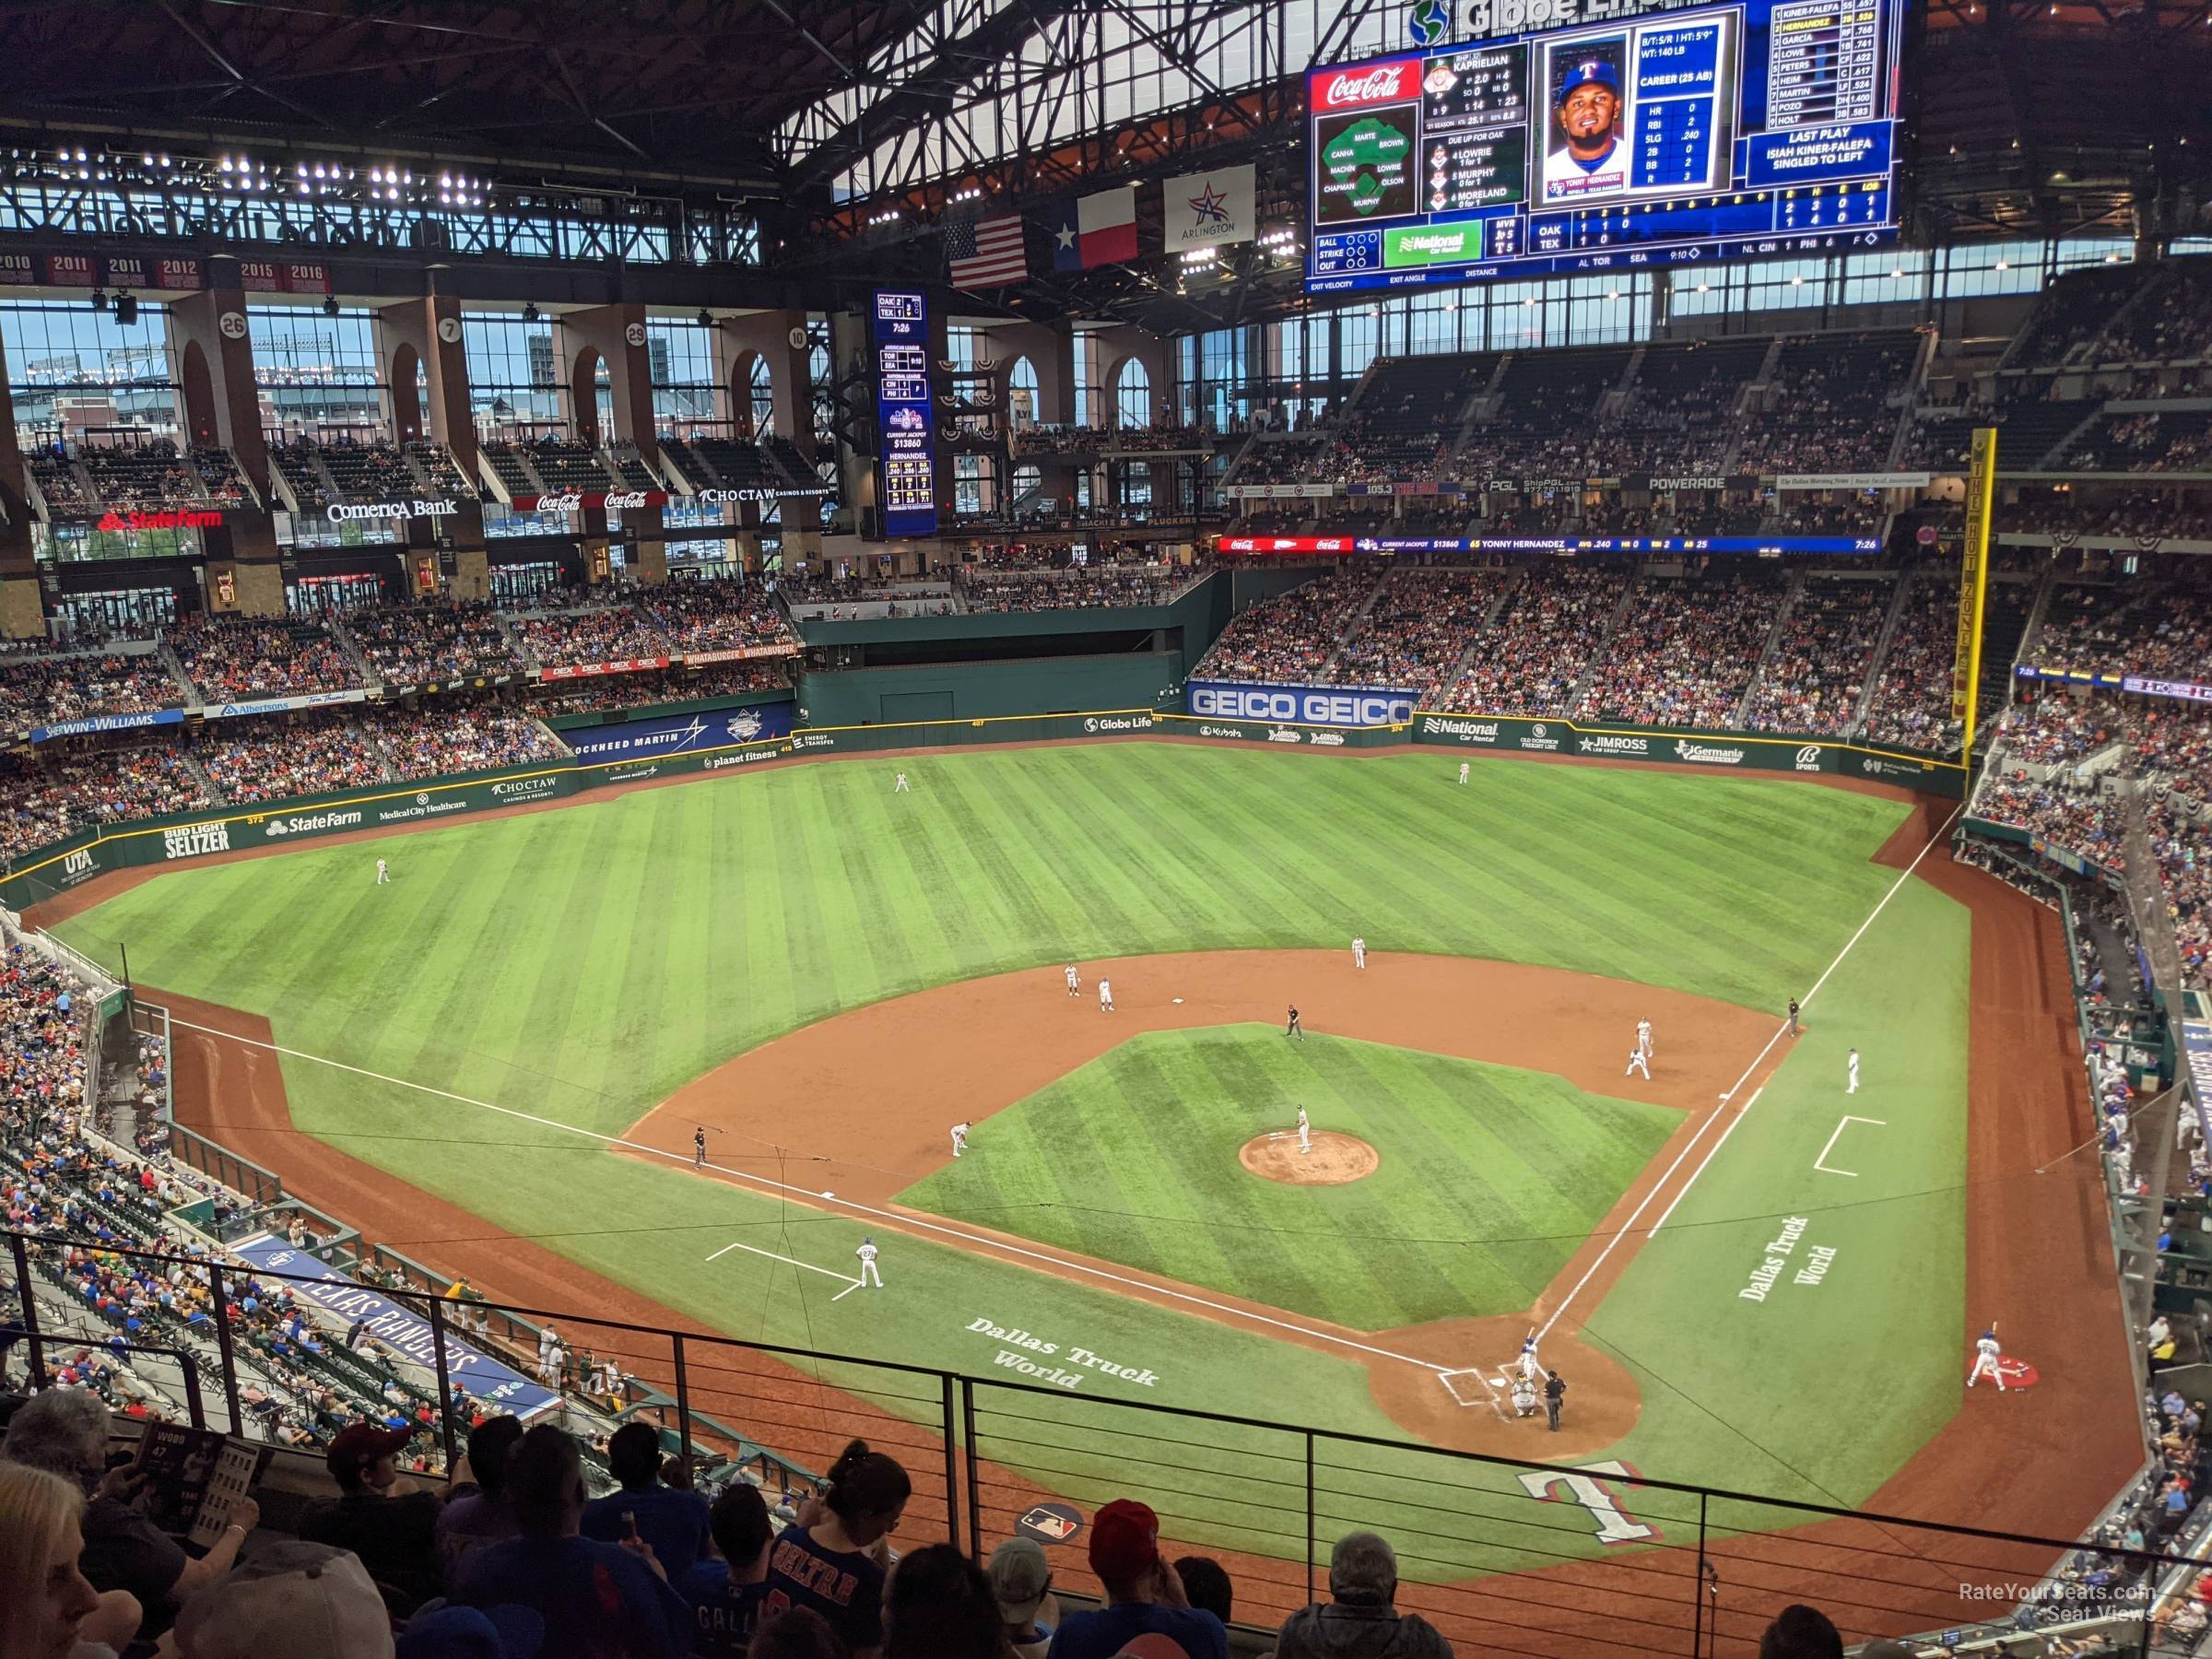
41 741 2140 1645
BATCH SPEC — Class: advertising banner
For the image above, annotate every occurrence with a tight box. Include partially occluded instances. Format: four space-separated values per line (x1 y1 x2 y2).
228 1234 559 1418
1217 534 1880 556
564 703 795 761
681 644 801 666
1412 712 1965 794
1185 680 1418 728
539 658 670 683
201 689 370 722
29 708 187 744
2182 1019 2212 1142
505 490 667 514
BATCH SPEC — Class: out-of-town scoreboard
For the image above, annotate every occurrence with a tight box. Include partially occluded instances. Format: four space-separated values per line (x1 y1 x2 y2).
1306 0 1906 290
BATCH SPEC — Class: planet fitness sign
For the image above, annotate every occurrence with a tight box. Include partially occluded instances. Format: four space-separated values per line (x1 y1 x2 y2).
1185 679 1417 728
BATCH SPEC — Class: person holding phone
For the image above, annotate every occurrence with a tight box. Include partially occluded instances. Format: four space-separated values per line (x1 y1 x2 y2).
582 1424 710 1581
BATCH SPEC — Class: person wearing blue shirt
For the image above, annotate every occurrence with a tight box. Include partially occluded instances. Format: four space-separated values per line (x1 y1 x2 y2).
764 1440 912 1659
1047 1500 1226 1659
675 1482 776 1658
452 1423 688 1659
582 1422 713 1582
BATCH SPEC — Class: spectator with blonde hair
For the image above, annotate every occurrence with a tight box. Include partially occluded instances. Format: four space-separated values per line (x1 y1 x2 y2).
0 1462 106 1659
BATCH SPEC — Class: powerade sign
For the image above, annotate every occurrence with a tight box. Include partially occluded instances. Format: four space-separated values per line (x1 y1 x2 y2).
565 702 794 761
1185 680 1417 728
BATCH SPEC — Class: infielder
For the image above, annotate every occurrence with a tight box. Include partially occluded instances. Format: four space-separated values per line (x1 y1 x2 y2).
692 1126 707 1169
1635 1018 1653 1061
1098 977 1115 1013
1967 1326 2005 1390
856 1237 883 1288
1848 1047 1860 1095
894 772 910 794
1625 1043 1651 1079
1296 1107 1312 1155
375 857 390 886
1064 964 1080 997
1351 935 1367 971
1458 761 1470 786
950 1122 971 1158
1286 1005 1304 1041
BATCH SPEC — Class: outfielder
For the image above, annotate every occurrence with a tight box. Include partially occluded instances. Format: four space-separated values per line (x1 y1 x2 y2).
1635 1019 1653 1061
1848 1047 1860 1095
1064 964 1080 997
375 857 390 886
950 1122 971 1158
1351 935 1367 970
1967 1326 2006 1390
1458 761 1470 786
894 772 910 793
1626 1044 1651 1079
1099 977 1115 1013
856 1237 883 1288
1296 1106 1312 1155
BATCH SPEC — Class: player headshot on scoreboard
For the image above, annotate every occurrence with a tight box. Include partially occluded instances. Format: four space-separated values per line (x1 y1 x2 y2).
1542 41 1629 202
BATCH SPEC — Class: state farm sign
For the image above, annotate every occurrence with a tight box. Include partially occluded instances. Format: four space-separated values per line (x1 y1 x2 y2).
1312 58 1418 110
95 508 222 532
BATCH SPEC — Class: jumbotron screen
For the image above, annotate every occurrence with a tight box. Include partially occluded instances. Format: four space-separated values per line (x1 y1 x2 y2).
1305 0 1904 291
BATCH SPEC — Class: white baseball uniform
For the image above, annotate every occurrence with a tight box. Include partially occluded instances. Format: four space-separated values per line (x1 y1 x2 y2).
1351 936 1366 970
1064 964 1079 996
950 1123 970 1158
856 1241 883 1288
894 772 910 793
375 858 389 885
1626 1047 1651 1079
1967 1333 2004 1389
1458 761 1470 785
1636 1020 1652 1060
1848 1050 1860 1094
1297 1108 1312 1154
1099 978 1114 1012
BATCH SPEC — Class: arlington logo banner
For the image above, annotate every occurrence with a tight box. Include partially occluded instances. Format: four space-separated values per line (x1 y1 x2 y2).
1162 163 1255 252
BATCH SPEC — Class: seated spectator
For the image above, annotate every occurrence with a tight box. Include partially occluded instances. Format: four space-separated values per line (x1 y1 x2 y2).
1046 1500 1226 1659
0 1461 105 1659
434 1414 525 1583
1 1387 256 1645
297 1422 444 1614
166 1539 395 1659
1758 1604 1842 1659
449 1423 687 1659
986 1538 1056 1659
1172 1559 1231 1628
676 1482 775 1659
748 1606 848 1659
581 1423 711 1583
882 1544 1002 1659
764 1441 910 1659
1274 1532 1448 1659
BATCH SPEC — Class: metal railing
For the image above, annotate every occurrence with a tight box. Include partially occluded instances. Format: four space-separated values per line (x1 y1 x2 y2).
1 1224 2193 1658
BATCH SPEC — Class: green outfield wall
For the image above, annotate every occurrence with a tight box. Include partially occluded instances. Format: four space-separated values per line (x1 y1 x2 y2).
0 706 1961 912
795 652 1182 727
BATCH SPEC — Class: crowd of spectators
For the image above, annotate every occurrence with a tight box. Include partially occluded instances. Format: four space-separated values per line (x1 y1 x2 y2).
26 446 88 511
348 602 524 686
189 447 252 506
1573 571 1787 728
512 602 673 669
316 439 422 502
2106 260 2212 365
0 648 184 733
525 658 792 718
0 743 213 859
961 565 1188 611
1192 571 1377 683
170 615 359 702
1332 570 1507 695
2005 492 2207 543
2032 578 2212 678
76 440 206 509
638 582 796 653
1432 562 1626 716
1862 574 1965 752
2063 410 2212 474
197 712 384 806
1731 332 1920 476
1998 695 2129 768
1741 579 1891 735
359 704 559 776
1976 773 2126 872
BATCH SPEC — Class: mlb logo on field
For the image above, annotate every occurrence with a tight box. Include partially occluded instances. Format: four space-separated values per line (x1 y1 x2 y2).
1015 1502 1084 1544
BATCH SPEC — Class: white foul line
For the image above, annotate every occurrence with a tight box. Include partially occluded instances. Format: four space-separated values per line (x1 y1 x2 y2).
1812 1115 1887 1178
169 1018 1450 1376
1536 804 1958 1342
704 1234 864 1291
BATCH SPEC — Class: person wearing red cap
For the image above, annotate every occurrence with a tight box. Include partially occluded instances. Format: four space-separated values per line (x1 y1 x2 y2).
1044 1500 1226 1659
297 1422 445 1613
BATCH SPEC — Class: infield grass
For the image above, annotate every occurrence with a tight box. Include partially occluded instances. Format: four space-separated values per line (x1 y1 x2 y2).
896 1024 1678 1329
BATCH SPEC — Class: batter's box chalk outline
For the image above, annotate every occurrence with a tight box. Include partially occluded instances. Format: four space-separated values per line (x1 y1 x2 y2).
1438 1367 1512 1419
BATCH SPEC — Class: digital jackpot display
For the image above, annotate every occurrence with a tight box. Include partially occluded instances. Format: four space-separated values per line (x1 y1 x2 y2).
1307 0 1903 290
873 288 939 538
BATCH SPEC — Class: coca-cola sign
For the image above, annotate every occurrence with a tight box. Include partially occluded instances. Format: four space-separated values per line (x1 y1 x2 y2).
509 490 666 513
1311 58 1418 110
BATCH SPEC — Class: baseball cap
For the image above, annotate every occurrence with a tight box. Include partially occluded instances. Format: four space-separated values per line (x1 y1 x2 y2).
171 1541 394 1659
326 1420 413 1483
1089 1499 1163 1586
1558 57 1619 100
988 1536 1052 1623
1113 1638 1191 1659
398 1604 546 1659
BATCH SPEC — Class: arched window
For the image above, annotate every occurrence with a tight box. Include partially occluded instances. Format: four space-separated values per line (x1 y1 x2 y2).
1114 358 1151 429
1007 357 1039 432
751 355 776 438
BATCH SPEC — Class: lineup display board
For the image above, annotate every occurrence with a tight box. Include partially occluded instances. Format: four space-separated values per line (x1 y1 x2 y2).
873 289 938 538
1307 0 1903 289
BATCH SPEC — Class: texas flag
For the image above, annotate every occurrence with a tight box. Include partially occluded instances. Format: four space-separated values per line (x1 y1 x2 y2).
1050 187 1138 270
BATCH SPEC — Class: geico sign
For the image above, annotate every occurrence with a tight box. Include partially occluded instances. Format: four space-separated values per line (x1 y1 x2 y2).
324 499 459 523
1188 688 1412 725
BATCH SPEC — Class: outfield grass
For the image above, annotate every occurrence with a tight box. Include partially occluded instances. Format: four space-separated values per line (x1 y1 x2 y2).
53 747 1971 1521
896 1025 1678 1329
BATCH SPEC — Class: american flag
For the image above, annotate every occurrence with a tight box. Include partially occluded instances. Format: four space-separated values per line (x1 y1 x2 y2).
947 216 1028 288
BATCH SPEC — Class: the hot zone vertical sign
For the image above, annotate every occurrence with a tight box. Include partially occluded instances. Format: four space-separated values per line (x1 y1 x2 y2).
1950 426 1996 749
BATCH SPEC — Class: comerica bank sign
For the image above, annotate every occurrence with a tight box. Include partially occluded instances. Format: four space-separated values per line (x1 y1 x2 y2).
1185 680 1417 729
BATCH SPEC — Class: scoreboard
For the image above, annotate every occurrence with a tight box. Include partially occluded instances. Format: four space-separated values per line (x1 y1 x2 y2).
1306 0 1903 291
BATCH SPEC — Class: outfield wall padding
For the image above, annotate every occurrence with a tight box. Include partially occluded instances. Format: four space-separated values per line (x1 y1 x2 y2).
0 706 1962 911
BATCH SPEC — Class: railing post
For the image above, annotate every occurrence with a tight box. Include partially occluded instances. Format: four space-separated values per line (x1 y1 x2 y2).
428 1294 459 1474
673 1333 695 1486
206 1262 243 1437
7 1230 49 1390
1693 1489 1711 1659
961 1378 982 1561
941 1373 961 1554
177 1348 205 1430
1304 1430 1317 1607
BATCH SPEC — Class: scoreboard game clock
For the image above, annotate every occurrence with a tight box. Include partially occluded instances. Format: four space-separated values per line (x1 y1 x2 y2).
1306 0 1904 290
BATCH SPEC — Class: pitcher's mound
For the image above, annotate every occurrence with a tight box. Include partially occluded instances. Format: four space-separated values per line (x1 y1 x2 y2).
1240 1131 1379 1186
